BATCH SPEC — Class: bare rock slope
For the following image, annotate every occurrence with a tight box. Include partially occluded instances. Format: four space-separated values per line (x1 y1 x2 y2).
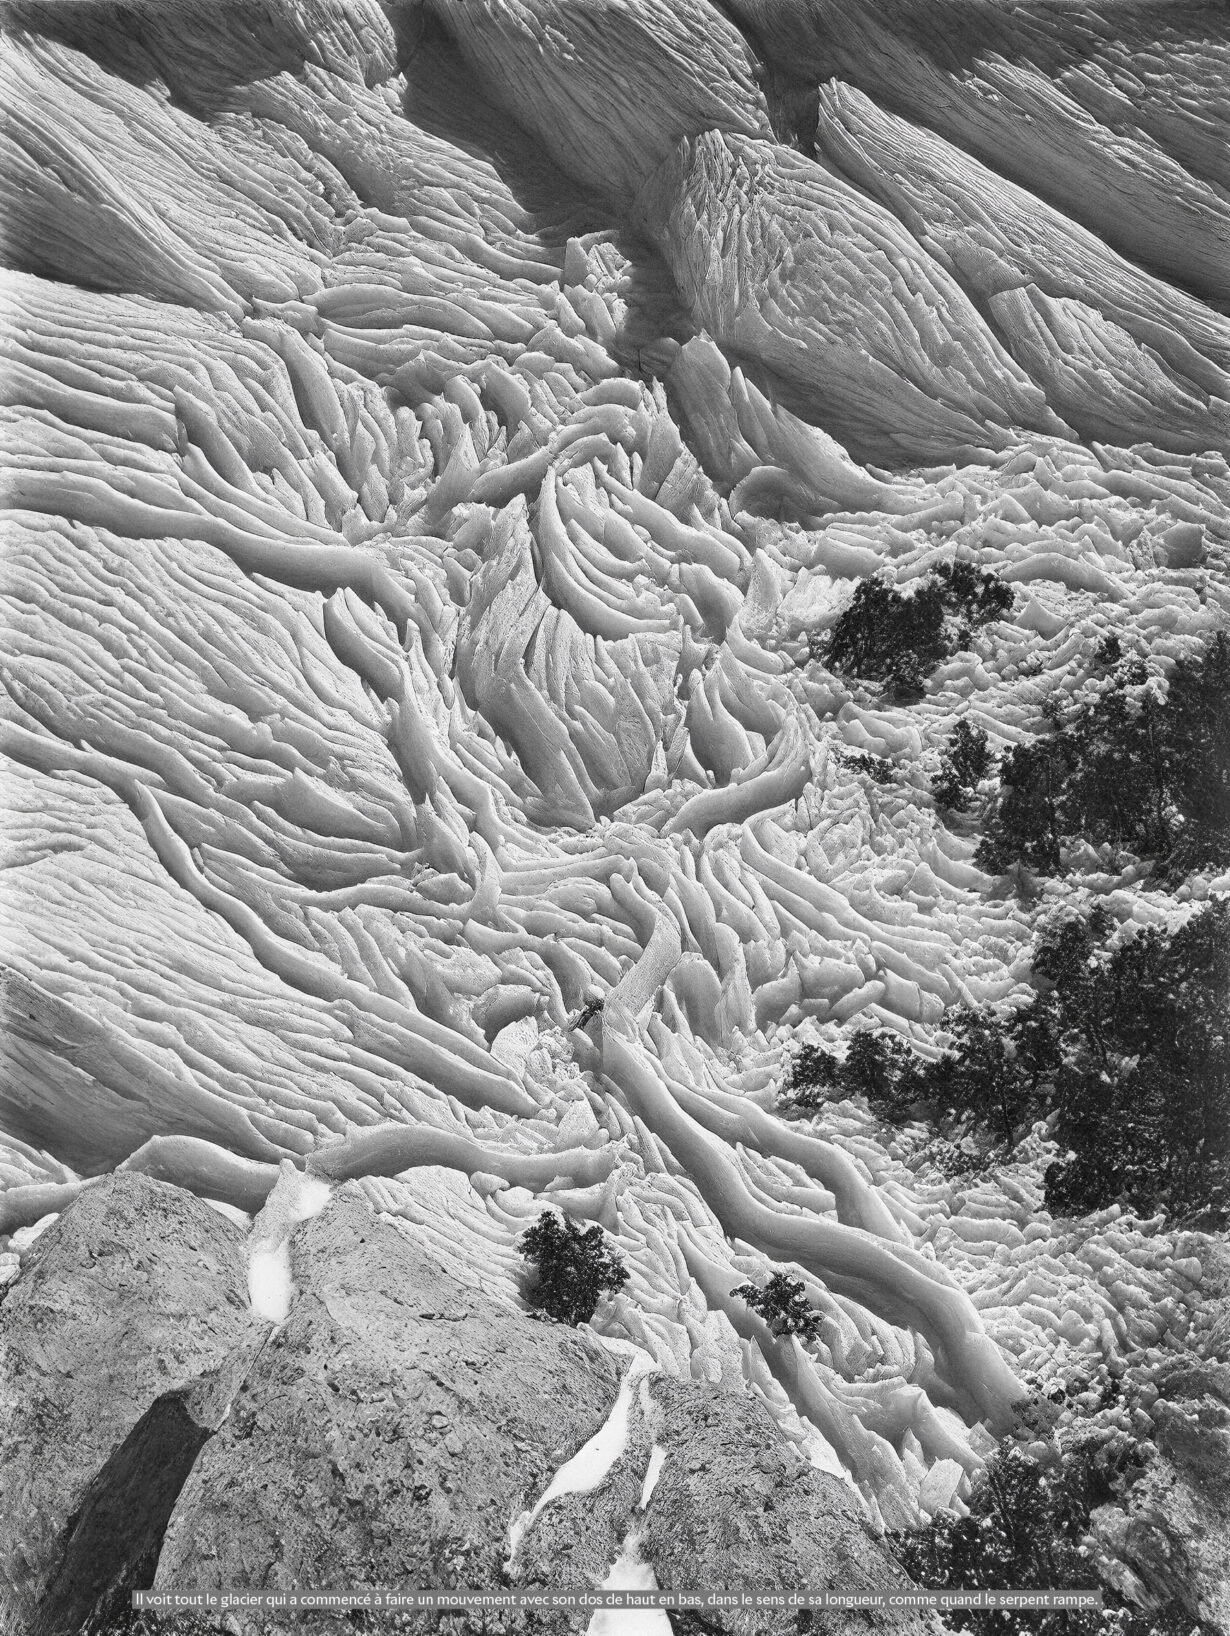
0 1173 257 1636
1 1174 930 1636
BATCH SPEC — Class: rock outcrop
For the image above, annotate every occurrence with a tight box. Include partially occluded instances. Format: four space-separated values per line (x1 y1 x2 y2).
0 1173 258 1636
1 1175 934 1636
637 1379 930 1636
156 1190 624 1605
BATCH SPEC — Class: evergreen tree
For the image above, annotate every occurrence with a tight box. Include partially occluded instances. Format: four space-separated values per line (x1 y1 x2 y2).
1042 898 1230 1218
934 720 995 810
894 1435 1209 1636
780 901 1229 1222
518 1211 628 1326
820 564 1014 695
780 1042 842 1113
780 1031 925 1123
734 1272 824 1341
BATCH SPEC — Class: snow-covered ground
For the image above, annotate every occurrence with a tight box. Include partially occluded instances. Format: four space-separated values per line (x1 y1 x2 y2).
509 1345 660 1567
247 1168 333 1325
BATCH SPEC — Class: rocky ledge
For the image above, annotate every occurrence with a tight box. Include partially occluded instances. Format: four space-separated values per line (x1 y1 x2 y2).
0 1173 933 1636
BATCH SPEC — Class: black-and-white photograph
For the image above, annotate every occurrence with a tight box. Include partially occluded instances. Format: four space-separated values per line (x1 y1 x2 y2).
0 3 1227 1635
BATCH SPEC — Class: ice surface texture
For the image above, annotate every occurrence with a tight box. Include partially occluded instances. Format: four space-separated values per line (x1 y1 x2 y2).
1 0 1226 1532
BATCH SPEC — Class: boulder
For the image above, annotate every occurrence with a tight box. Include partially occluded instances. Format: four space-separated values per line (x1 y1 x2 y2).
154 1190 623 1604
0 1172 257 1636
152 1189 935 1636
637 1377 934 1636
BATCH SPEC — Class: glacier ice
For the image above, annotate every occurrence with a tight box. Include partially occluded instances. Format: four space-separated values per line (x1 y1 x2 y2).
0 0 1226 1542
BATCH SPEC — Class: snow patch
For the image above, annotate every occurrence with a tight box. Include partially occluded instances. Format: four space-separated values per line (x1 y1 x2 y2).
289 1174 333 1222
246 1166 332 1325
9 1212 58 1254
804 1432 847 1482
507 1347 659 1568
248 1239 293 1323
585 1528 670 1636
639 1445 667 1509
586 1596 669 1636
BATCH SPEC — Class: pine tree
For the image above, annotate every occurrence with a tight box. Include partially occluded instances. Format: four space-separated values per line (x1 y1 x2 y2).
820 564 1014 694
734 1272 824 1341
519 1211 628 1326
934 720 995 810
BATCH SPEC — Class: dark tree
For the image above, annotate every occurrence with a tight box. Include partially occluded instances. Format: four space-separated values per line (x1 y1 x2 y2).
976 734 1074 874
933 720 995 810
896 1446 1097 1612
841 1029 921 1111
780 901 1228 1222
820 564 1014 695
780 1041 842 1113
836 748 898 785
824 575 944 686
977 633 1230 879
931 559 1015 628
892 1435 1207 1636
924 902 1229 1220
1042 898 1230 1219
1158 630 1230 876
927 1009 1044 1151
734 1272 824 1341
518 1211 628 1326
1093 632 1121 667
779 1031 926 1123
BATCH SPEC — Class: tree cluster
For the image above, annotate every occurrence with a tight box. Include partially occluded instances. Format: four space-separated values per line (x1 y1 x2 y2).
1031 899 1230 1221
895 1446 1104 1636
833 746 898 785
518 1210 628 1326
781 1032 919 1118
893 1431 1208 1636
819 561 1014 695
975 633 1230 878
779 899 1230 1223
